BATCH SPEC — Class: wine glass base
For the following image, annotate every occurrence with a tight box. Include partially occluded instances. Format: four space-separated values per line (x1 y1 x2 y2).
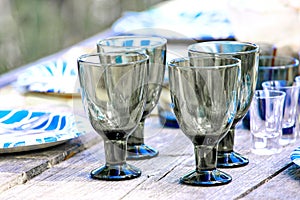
217 151 249 168
127 144 159 160
90 163 141 181
180 169 232 186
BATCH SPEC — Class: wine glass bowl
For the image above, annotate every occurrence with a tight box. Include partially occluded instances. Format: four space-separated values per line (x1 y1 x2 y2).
168 56 241 186
77 51 149 180
188 41 259 168
243 55 299 130
97 36 167 160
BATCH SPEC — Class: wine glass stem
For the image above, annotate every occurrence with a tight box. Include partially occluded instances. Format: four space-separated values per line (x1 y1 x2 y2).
195 144 217 171
104 139 127 165
127 119 145 146
218 128 235 152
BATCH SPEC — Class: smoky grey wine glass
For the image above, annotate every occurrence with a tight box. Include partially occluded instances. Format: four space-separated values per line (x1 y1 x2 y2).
97 36 167 160
77 52 149 180
169 56 241 186
188 41 259 168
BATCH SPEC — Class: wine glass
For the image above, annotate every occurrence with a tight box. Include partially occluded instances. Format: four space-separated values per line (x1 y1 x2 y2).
168 56 241 186
188 41 259 168
77 51 149 180
97 36 167 160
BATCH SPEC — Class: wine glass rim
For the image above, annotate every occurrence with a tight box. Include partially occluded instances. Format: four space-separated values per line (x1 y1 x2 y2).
188 41 259 55
77 52 149 67
254 89 286 99
97 35 167 49
168 56 241 69
258 55 299 69
262 80 300 89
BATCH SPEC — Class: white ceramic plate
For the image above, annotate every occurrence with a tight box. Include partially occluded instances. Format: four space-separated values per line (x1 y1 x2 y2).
0 109 85 153
15 59 80 95
290 146 300 166
14 46 95 95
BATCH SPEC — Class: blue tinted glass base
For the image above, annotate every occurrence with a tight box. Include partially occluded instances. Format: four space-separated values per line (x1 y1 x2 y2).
91 163 141 181
217 151 249 168
242 111 250 130
127 144 159 160
180 169 232 186
159 110 179 128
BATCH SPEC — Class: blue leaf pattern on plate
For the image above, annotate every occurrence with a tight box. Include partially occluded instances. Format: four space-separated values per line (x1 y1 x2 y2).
290 146 300 166
0 109 85 153
15 59 79 94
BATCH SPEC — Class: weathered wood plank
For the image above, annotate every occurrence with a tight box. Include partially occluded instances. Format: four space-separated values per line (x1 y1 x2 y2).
0 129 100 193
0 85 101 192
0 37 299 199
0 119 190 200
121 124 298 200
0 117 298 199
0 81 104 192
239 163 300 200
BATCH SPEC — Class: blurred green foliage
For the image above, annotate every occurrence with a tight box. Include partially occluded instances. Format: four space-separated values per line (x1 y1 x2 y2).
0 0 163 75
0 0 119 74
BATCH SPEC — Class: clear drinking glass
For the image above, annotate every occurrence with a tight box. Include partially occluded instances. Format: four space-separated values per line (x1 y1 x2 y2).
256 56 299 90
262 80 300 146
250 90 285 155
168 56 241 186
242 42 278 130
243 55 299 129
97 36 167 160
188 41 259 168
77 52 149 180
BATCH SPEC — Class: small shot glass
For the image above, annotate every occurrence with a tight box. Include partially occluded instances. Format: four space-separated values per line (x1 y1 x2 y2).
262 80 300 146
250 90 286 155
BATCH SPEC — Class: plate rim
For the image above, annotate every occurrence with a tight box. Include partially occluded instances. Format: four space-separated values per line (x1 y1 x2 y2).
290 146 300 166
0 109 84 153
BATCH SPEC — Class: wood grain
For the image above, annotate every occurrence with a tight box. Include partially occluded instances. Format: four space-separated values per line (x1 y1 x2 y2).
0 31 299 199
0 117 298 200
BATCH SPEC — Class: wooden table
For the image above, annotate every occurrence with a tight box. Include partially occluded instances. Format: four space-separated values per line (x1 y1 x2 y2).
0 31 299 200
